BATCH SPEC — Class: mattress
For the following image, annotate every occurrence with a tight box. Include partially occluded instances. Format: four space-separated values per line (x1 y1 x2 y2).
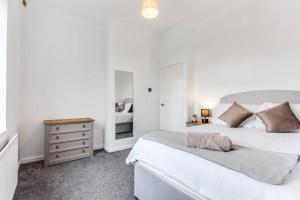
127 124 300 200
115 112 133 124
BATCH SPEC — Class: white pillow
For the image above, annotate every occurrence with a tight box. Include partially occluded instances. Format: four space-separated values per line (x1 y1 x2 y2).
123 103 133 113
254 103 300 129
292 104 300 133
212 103 231 126
212 103 259 128
291 104 300 120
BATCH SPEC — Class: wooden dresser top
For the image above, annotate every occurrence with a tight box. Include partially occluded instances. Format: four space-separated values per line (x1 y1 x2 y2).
43 118 95 125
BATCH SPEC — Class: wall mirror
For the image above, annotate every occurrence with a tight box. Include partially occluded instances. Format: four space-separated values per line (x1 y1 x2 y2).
115 70 134 140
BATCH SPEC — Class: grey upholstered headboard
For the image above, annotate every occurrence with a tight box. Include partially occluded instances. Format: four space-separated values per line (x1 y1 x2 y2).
220 90 300 104
123 98 133 104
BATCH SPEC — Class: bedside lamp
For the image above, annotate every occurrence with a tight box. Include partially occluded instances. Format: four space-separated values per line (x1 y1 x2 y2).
201 109 210 123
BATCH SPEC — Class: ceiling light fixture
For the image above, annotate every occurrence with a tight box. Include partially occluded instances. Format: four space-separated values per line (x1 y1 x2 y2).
141 0 159 19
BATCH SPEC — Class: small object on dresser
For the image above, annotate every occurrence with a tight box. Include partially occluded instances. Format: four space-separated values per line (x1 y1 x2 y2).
201 109 210 123
191 114 198 122
43 118 94 167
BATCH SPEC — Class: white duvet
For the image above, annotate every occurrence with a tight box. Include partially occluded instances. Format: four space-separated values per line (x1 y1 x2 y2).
115 112 133 124
126 124 300 200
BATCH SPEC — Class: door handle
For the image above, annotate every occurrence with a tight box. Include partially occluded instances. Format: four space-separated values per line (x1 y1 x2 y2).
161 104 165 107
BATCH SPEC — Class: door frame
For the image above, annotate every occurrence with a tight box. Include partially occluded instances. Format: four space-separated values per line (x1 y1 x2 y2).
159 62 187 130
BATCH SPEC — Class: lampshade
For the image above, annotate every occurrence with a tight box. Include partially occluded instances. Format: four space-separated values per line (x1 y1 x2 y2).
201 109 210 118
142 0 159 19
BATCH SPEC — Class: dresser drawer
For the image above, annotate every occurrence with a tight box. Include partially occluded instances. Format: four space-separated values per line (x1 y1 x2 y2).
50 123 90 133
49 131 90 143
49 147 90 162
49 139 90 152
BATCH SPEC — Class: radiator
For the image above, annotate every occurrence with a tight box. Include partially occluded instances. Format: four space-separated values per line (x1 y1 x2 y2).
0 134 18 200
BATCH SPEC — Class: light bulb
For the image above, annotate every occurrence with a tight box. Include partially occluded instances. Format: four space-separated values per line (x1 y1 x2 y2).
142 0 159 19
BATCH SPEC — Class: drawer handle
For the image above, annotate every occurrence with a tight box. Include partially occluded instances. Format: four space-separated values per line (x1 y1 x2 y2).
56 136 60 140
82 141 86 145
56 127 60 131
56 146 59 149
83 125 86 128
82 149 86 153
56 154 59 158
82 133 86 137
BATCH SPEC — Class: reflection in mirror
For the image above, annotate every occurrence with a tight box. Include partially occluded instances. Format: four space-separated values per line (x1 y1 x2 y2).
115 71 134 140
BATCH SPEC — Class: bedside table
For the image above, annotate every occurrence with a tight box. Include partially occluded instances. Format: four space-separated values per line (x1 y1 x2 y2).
186 121 203 127
186 121 212 127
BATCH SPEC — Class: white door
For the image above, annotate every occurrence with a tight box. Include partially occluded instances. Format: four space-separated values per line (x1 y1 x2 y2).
160 63 185 131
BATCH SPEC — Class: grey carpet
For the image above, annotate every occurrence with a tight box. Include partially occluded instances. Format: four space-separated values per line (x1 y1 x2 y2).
116 132 133 140
13 149 135 200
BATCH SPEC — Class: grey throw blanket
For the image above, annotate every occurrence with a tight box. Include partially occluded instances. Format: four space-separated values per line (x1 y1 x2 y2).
186 132 233 152
142 131 299 185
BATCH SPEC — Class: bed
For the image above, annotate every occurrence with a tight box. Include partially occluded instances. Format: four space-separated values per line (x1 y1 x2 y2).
127 90 300 200
115 98 133 135
115 112 133 124
115 112 133 135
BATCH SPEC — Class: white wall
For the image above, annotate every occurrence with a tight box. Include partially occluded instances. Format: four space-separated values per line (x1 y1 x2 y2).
18 6 160 161
0 0 8 134
105 19 159 151
192 0 300 114
19 3 106 162
156 25 195 122
6 0 21 136
155 0 300 119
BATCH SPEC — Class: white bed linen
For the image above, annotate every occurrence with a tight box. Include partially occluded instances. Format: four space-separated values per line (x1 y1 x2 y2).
127 124 300 200
115 112 133 124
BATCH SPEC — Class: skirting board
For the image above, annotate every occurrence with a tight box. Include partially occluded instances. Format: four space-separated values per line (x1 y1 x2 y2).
104 143 134 153
93 145 104 150
20 155 45 164
20 145 105 164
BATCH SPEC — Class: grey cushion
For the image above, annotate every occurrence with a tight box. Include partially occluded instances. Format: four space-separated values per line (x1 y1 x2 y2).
219 102 253 128
257 102 300 133
115 103 125 112
0 132 9 152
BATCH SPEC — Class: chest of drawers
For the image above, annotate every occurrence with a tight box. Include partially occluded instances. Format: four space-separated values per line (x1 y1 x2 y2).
44 118 94 166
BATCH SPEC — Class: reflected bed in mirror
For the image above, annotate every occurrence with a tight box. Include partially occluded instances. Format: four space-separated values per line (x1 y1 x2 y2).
115 70 134 140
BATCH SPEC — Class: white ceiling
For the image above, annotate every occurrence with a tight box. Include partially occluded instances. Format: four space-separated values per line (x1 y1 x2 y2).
34 0 239 33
